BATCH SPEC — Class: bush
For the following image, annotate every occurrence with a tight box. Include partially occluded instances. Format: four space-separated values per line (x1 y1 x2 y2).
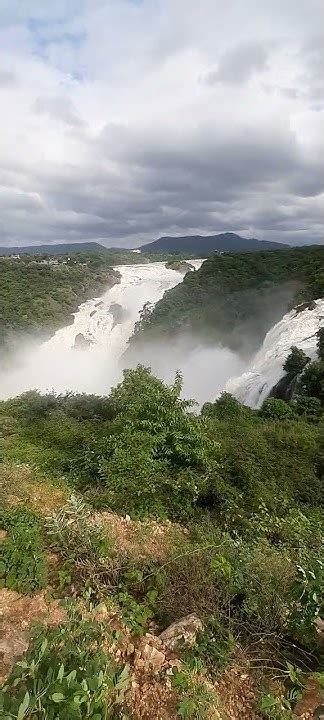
201 392 254 421
155 524 294 640
0 603 130 719
45 495 110 563
45 496 115 594
0 507 47 594
299 361 324 403
288 558 324 650
260 398 295 421
293 395 322 419
109 366 212 470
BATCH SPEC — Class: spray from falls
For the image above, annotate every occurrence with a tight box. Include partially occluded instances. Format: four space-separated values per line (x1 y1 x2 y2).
0 261 210 399
226 299 324 407
2 260 321 407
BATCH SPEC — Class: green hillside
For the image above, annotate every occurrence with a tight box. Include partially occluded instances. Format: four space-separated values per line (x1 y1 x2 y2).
0 254 119 348
132 245 324 355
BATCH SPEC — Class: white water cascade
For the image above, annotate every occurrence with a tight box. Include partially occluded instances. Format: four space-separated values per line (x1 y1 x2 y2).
0 261 203 399
226 299 324 407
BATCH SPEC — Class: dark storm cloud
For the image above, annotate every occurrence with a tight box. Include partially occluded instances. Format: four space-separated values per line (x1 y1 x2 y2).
0 0 323 248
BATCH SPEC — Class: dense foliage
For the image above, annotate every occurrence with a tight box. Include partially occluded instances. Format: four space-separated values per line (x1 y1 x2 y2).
0 254 119 347
1 357 323 716
0 506 47 593
131 245 324 354
0 603 130 719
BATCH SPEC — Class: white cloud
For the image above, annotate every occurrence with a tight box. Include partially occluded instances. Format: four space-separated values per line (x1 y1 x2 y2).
0 0 323 247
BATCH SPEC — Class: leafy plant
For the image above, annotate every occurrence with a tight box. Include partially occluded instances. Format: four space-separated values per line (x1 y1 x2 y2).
260 398 295 421
45 495 110 563
0 506 47 594
172 667 216 719
0 603 130 719
117 588 157 636
289 559 324 647
259 692 293 720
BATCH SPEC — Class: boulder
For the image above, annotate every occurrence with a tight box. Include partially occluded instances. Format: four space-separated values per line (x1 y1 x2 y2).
158 613 203 652
141 644 166 672
73 332 92 350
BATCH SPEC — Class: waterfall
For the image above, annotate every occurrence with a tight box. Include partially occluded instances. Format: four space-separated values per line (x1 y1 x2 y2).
226 298 324 407
0 261 203 399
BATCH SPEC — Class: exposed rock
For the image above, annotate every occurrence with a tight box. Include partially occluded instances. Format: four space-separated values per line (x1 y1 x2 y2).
73 332 92 350
0 529 8 541
109 302 126 329
293 677 324 719
295 300 317 314
142 644 166 672
0 630 29 683
0 589 66 684
270 373 299 402
165 260 194 274
158 614 203 652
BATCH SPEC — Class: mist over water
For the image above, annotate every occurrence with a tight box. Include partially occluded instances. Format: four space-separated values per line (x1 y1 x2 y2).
0 261 246 404
226 298 324 407
1 261 322 407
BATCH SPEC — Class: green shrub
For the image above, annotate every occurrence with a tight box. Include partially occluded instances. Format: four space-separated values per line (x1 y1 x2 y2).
288 559 324 649
201 392 248 420
0 603 130 719
0 507 47 594
260 398 295 421
293 395 322 418
299 361 324 403
45 495 111 563
181 617 235 679
45 496 115 594
172 666 216 719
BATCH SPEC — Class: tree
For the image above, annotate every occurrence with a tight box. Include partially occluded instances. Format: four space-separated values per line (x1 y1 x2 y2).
299 361 324 403
283 346 310 376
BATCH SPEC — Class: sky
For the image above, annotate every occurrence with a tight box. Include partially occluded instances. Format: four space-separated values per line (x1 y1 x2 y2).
0 0 324 248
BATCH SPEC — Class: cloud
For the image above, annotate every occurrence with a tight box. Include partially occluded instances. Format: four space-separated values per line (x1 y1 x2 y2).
205 42 268 86
33 95 84 127
0 70 17 87
0 0 323 248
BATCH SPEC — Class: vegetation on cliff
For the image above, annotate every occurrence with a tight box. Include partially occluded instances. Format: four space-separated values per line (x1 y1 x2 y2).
132 246 324 355
0 254 120 348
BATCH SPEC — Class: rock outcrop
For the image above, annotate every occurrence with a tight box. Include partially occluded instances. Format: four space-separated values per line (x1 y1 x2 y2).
158 614 203 652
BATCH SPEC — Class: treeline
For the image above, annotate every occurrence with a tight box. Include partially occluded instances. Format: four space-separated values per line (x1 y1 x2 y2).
132 245 324 355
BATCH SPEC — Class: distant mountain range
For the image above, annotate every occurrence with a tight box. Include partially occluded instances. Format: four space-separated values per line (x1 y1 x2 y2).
138 233 287 254
0 242 105 256
0 234 287 257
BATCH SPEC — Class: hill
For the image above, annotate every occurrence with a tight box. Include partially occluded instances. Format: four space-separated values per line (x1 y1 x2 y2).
139 232 287 254
0 242 107 256
0 254 119 348
131 245 324 356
